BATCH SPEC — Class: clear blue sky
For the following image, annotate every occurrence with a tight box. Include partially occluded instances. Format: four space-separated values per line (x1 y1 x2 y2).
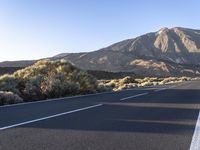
0 0 199 61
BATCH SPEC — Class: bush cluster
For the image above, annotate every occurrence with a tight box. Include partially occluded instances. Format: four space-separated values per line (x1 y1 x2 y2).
0 91 23 105
0 59 99 105
99 76 193 91
0 59 196 106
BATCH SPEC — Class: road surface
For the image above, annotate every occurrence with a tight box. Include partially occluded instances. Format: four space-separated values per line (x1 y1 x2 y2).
0 81 200 150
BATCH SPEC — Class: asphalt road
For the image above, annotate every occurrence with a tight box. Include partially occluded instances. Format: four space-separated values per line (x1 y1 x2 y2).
0 81 200 150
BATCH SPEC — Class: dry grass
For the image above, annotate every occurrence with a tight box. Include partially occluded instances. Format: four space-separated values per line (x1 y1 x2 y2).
0 59 199 106
98 76 196 91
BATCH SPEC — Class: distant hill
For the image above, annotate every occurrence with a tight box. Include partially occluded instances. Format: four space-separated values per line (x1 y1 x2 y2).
0 67 23 76
1 27 200 76
0 60 35 67
0 67 138 80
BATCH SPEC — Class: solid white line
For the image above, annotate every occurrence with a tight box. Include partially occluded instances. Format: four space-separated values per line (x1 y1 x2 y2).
0 92 110 108
0 87 152 108
0 80 191 108
0 104 103 131
120 92 149 101
190 111 200 150
154 81 191 92
154 88 167 92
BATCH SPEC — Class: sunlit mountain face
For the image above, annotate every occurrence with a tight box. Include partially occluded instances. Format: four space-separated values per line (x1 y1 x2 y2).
1 27 200 77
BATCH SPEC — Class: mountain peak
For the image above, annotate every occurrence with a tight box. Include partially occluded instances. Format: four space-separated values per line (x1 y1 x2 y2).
1 27 200 77
157 27 190 34
159 27 169 31
157 27 169 34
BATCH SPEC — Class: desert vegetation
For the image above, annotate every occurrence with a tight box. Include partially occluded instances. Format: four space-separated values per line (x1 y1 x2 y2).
0 59 199 106
98 76 196 91
0 91 23 105
0 59 100 105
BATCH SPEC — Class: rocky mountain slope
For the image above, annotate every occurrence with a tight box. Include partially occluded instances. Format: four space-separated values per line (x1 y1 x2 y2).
1 27 200 76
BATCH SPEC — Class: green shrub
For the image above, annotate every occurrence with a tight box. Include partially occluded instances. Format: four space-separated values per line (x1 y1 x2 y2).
0 74 21 94
22 76 43 100
76 71 98 94
0 59 98 101
41 79 80 98
0 91 23 105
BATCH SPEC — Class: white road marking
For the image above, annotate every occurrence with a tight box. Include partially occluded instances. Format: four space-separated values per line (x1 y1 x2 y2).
0 104 103 131
120 81 192 101
0 81 191 108
154 81 191 92
190 111 200 150
0 87 156 108
154 88 167 92
120 92 149 101
0 91 110 108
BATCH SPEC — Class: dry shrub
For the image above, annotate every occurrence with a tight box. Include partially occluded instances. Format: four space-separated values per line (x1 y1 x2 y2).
105 80 117 88
119 76 137 85
0 91 23 105
0 59 99 101
0 74 21 94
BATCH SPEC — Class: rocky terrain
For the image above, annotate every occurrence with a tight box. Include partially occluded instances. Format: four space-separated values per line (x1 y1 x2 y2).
1 27 200 76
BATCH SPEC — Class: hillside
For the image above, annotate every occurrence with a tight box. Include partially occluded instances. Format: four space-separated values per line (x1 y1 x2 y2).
1 27 200 76
59 27 200 76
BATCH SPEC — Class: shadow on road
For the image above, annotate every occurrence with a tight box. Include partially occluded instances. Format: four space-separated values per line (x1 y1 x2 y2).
20 88 200 135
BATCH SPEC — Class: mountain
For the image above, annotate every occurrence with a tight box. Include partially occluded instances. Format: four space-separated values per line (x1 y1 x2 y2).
53 27 200 76
1 27 200 76
0 60 36 67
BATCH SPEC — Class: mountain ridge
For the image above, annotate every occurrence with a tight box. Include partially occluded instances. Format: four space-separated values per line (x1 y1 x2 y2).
1 27 200 76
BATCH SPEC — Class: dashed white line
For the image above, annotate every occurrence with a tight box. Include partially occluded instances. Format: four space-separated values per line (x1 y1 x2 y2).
0 104 103 131
190 111 200 150
120 92 149 101
120 81 191 101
